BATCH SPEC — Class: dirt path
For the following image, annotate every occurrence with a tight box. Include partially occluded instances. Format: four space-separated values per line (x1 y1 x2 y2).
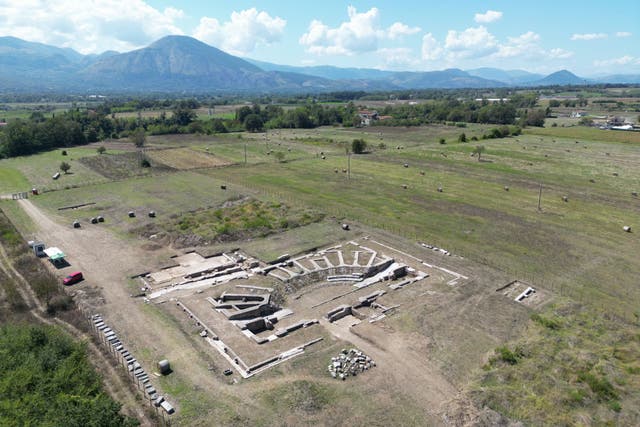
16 199 242 419
0 239 153 425
322 318 459 423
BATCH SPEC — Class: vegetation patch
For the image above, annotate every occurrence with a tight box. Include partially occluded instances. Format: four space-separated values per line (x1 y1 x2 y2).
136 198 324 248
78 151 175 180
472 301 640 425
261 380 334 414
145 147 232 170
0 323 138 426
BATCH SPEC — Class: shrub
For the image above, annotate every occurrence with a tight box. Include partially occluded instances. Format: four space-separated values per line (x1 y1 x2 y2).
439 138 446 144
352 138 367 154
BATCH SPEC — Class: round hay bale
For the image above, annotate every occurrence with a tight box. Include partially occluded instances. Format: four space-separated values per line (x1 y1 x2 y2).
403 163 409 168
562 196 568 202
128 211 136 218
623 226 631 233
158 359 171 375
402 184 408 189
341 223 350 231
220 185 227 190
97 216 104 223
73 220 80 228
420 171 425 176
90 217 98 224
437 187 443 193
148 211 156 218
504 186 509 191
334 169 339 173
321 155 326 159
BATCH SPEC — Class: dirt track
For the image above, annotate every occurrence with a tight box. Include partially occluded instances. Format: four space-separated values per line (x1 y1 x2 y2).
16 199 243 421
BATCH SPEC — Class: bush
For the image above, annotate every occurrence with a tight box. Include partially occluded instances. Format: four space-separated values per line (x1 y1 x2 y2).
439 138 446 144
458 133 467 143
352 138 367 154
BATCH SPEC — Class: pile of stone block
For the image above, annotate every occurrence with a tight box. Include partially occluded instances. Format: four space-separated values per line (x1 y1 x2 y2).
327 348 375 380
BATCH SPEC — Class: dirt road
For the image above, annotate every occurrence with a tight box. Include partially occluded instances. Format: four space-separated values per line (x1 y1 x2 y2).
16 200 241 421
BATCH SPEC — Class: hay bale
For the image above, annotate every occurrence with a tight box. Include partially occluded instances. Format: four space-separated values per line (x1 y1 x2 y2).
612 172 618 177
437 187 443 193
402 184 408 189
90 217 98 224
562 196 568 202
623 226 631 233
148 211 156 218
97 216 104 222
341 223 350 231
128 211 136 218
504 186 509 191
420 171 425 176
220 185 227 190
403 163 409 168
321 155 326 160
73 220 80 228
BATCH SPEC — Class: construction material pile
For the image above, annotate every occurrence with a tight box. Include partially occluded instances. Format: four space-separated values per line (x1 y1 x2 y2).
328 348 375 380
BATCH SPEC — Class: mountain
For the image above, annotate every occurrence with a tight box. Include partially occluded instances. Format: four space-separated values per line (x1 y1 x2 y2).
532 70 586 86
593 74 640 84
466 67 544 85
245 59 503 89
388 69 505 89
0 36 636 93
245 59 394 80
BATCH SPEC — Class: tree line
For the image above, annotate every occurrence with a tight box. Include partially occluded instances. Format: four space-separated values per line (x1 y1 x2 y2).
0 96 545 158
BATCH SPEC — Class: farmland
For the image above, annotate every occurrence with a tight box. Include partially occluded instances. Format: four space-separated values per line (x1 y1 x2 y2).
1 106 639 426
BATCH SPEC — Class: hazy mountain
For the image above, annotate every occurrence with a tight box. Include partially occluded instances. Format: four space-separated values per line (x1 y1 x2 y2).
245 59 503 89
388 69 505 89
532 70 586 86
466 67 544 85
592 74 640 84
0 36 636 93
245 59 394 80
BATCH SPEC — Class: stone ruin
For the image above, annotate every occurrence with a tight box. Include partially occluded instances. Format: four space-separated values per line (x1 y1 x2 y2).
328 348 376 380
209 292 318 344
325 290 398 323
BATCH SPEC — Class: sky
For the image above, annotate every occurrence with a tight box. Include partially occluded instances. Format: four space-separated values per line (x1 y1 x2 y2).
0 1 638 76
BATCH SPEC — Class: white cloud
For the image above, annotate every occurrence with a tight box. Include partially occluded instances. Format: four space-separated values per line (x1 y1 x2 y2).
299 6 417 56
571 33 607 41
496 31 540 58
474 10 503 24
615 31 632 38
193 8 285 56
594 55 638 67
0 0 184 54
445 26 498 58
387 22 421 39
421 33 443 61
549 48 574 59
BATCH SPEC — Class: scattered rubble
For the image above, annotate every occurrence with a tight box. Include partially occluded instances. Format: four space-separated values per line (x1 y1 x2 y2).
328 348 375 380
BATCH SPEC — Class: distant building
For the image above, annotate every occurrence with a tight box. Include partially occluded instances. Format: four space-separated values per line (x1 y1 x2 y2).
358 110 379 126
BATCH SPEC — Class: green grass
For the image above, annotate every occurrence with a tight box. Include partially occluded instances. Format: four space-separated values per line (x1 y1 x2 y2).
473 301 640 426
0 147 123 194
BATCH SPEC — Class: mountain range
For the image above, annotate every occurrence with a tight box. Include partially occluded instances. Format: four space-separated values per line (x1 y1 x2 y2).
1 35 638 94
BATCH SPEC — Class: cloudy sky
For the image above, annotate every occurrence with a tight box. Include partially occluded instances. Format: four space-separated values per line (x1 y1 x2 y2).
0 0 638 75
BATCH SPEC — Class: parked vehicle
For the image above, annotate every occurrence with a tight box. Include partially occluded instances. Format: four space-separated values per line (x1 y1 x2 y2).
63 271 83 285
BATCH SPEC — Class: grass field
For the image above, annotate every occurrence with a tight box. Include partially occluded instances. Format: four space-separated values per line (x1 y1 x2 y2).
2 119 639 426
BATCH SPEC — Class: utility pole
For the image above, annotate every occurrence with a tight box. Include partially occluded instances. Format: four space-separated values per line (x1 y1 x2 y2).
537 183 542 211
244 144 247 165
348 153 351 180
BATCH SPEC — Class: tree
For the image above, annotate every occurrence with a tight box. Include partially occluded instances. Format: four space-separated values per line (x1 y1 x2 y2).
473 145 486 162
458 133 467 143
352 138 367 154
244 114 264 132
60 161 71 174
131 128 146 148
96 146 106 155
